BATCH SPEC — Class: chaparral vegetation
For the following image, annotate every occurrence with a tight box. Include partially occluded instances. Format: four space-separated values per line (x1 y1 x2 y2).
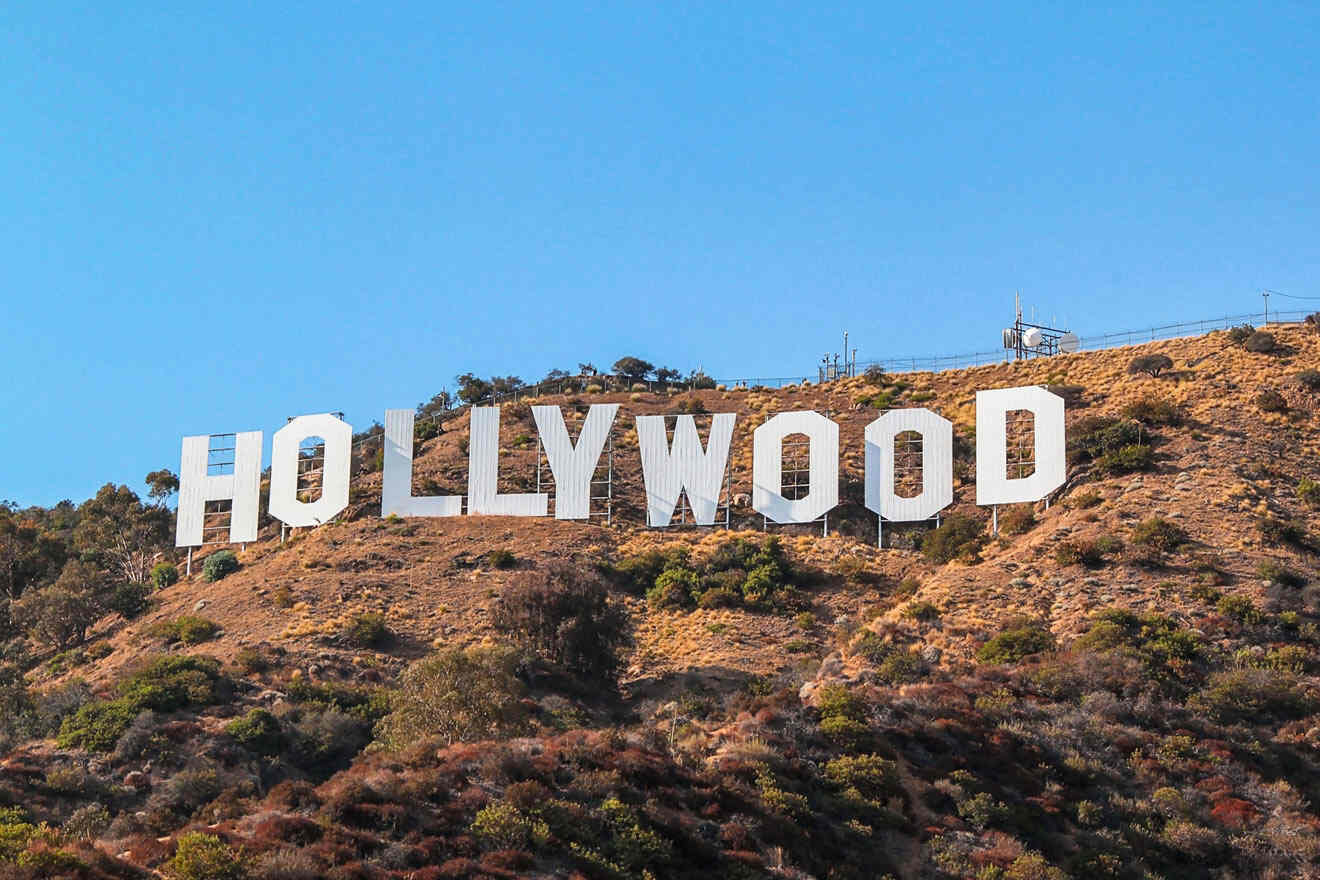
0 325 1319 877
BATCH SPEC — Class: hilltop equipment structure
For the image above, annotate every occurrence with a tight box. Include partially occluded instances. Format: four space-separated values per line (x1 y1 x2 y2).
1002 294 1079 360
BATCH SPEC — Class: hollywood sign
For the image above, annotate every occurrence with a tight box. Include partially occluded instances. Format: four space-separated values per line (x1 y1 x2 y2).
175 385 1065 547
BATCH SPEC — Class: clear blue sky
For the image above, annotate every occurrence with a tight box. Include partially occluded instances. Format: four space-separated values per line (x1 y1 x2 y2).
4 1 1319 506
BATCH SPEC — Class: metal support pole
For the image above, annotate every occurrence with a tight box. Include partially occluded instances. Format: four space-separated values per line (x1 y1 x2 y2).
992 505 998 536
877 517 883 549
186 547 192 576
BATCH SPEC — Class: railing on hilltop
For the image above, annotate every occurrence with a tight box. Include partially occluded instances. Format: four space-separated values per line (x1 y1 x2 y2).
848 310 1311 377
362 309 1312 447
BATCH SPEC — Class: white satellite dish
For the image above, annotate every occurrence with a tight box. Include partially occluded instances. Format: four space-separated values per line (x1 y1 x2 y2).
1058 331 1080 353
1022 327 1043 347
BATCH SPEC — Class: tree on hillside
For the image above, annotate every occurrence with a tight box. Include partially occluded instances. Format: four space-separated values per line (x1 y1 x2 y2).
455 373 492 404
612 357 655 383
577 362 598 376
490 376 525 395
417 391 452 416
14 560 105 651
144 469 179 506
1128 354 1173 378
74 484 171 585
688 369 717 390
493 562 632 684
378 646 528 747
655 366 681 385
0 511 67 600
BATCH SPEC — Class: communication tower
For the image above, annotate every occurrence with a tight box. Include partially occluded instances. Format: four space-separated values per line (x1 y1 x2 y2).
1002 294 1078 360
819 330 859 382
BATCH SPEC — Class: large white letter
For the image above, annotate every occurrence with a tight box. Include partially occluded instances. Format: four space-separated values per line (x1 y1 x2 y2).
175 431 262 547
636 413 736 526
269 413 352 527
381 409 462 517
467 406 548 516
752 411 839 523
865 408 953 521
975 386 1066 505
531 404 618 520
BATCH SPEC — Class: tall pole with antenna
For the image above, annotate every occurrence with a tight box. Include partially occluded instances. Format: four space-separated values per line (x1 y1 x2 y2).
1263 289 1270 326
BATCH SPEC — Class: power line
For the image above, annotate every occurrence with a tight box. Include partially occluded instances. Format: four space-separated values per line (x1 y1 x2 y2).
1264 289 1320 301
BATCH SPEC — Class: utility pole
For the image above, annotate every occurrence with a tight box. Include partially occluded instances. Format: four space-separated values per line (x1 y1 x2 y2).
1263 289 1270 325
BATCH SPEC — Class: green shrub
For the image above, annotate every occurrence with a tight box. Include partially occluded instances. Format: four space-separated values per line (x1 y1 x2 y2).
647 567 700 609
824 753 896 795
817 684 868 722
1298 478 1320 508
1073 609 1202 685
225 708 282 755
922 514 986 563
1191 666 1311 722
56 699 141 752
201 551 239 583
233 647 269 674
342 612 390 649
0 807 45 862
901 601 940 621
286 679 389 722
1055 536 1119 567
1216 594 1263 624
487 549 517 569
1067 416 1143 466
1244 330 1276 353
639 537 801 612
1258 560 1306 588
1257 390 1288 413
1131 518 1187 553
1295 369 1320 391
61 803 111 841
875 650 924 684
608 546 689 595
976 620 1055 664
122 654 226 702
1096 443 1153 474
108 582 151 619
1259 516 1310 548
1226 323 1255 345
164 832 244 880
1121 395 1184 426
470 802 549 850
819 714 870 747
151 562 180 589
150 615 221 645
957 791 1009 830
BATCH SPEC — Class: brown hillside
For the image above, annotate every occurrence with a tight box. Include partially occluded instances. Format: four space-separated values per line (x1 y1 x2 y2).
68 323 1320 695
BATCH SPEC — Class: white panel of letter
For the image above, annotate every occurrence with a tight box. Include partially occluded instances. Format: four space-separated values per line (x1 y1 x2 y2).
381 409 462 517
269 413 353 527
975 386 1066 505
752 411 839 524
637 413 735 526
864 408 953 521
